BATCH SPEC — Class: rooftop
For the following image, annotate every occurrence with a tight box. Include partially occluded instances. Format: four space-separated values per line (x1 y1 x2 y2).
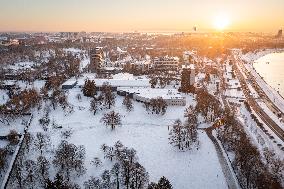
62 73 150 88
118 87 185 100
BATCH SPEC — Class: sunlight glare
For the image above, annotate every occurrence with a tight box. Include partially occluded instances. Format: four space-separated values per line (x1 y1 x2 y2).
213 14 230 31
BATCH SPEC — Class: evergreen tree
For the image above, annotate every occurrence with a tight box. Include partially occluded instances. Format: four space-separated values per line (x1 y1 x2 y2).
168 119 184 150
45 173 69 189
157 176 173 189
148 176 173 189
82 79 96 97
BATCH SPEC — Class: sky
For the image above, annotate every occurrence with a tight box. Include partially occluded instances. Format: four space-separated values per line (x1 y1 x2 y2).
0 0 283 33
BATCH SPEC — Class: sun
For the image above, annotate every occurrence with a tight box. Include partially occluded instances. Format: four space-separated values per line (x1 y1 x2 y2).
213 14 230 31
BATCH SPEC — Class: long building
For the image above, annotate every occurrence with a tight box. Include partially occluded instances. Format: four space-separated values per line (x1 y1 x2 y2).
153 56 179 71
117 87 186 106
61 73 150 90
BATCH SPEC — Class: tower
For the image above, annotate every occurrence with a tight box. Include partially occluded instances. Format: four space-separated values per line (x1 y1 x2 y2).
89 47 103 73
276 29 282 38
180 64 195 93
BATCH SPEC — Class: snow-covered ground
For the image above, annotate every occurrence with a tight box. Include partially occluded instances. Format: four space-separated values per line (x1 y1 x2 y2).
0 90 9 105
80 57 90 71
0 116 30 136
27 88 228 189
237 103 284 157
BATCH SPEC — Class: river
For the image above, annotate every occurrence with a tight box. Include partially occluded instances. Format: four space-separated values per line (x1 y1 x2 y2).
253 52 284 97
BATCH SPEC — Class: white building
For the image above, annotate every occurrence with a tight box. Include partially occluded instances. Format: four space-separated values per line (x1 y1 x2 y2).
117 88 186 106
62 73 150 90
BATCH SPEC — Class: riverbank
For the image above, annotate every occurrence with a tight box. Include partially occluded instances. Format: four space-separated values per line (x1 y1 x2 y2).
241 48 284 63
241 49 284 114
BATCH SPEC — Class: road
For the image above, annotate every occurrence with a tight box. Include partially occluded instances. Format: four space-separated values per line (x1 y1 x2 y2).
233 57 284 142
236 58 284 118
204 127 240 189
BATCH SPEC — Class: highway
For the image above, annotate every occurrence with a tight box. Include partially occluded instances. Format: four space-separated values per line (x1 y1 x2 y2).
233 57 284 143
236 58 284 118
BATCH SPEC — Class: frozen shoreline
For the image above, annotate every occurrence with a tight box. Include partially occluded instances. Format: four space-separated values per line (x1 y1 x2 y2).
241 49 284 113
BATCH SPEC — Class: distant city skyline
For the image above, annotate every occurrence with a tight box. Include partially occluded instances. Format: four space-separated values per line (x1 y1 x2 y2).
0 0 283 33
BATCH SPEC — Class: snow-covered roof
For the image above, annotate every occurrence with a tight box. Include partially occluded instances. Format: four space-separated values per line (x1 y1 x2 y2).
63 73 150 88
118 87 185 100
182 64 195 69
62 79 77 86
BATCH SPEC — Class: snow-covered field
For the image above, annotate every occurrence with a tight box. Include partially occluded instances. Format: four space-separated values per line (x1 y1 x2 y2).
27 88 228 189
0 116 30 136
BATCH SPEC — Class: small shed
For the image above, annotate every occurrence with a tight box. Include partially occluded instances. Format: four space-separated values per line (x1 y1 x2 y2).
62 80 78 89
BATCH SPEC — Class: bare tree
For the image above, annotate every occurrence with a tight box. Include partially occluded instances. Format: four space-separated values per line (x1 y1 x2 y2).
147 97 167 115
34 132 50 156
123 95 133 112
53 140 86 181
23 159 37 188
90 96 103 115
50 89 69 110
101 111 122 130
101 82 116 109
111 163 121 189
91 157 102 167
129 162 149 189
12 160 24 188
24 132 33 153
39 113 50 131
101 170 112 188
84 176 101 189
36 155 50 184
0 148 8 174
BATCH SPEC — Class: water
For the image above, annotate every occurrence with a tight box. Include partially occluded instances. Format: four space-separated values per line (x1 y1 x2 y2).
253 52 284 97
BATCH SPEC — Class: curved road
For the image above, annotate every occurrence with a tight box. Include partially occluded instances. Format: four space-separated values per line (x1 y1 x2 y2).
205 127 240 189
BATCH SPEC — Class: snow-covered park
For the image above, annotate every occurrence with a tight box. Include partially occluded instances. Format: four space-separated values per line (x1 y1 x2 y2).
22 88 228 189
